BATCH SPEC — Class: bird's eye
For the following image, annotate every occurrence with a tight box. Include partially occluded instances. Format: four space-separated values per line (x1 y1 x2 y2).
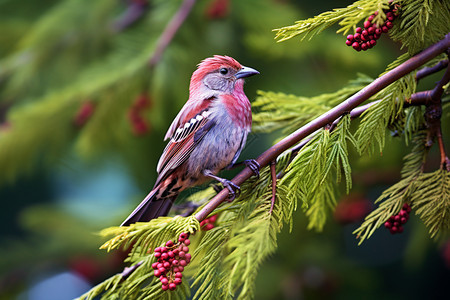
219 68 228 75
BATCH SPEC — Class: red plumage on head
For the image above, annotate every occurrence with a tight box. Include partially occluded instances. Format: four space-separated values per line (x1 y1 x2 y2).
190 55 242 88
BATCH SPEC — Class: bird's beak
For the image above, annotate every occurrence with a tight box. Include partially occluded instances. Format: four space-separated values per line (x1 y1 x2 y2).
235 66 260 79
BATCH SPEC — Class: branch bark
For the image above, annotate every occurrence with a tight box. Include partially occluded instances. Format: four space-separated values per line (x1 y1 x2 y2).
149 0 197 67
194 33 450 222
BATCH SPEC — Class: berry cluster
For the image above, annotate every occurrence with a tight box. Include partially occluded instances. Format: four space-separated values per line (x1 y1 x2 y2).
199 214 218 231
74 101 95 127
345 6 398 52
152 232 192 291
128 94 151 136
384 203 411 234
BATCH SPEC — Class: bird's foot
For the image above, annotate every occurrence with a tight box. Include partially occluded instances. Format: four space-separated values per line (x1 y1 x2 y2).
243 159 261 178
221 179 241 202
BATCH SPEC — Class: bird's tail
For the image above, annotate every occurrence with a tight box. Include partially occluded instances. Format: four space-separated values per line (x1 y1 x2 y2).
121 187 178 226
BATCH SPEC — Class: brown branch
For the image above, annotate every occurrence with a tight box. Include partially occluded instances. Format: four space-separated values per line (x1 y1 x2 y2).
111 1 149 33
149 0 197 67
416 59 449 81
269 161 276 214
194 33 450 222
424 60 450 170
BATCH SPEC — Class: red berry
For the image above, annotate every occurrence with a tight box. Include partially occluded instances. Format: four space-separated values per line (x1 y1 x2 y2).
352 42 361 51
385 221 392 228
152 263 158 269
375 28 382 35
168 251 175 258
179 251 186 258
400 217 407 224
185 253 192 261
180 260 187 267
394 215 400 222
173 249 179 255
162 284 169 291
179 232 188 239
209 215 218 222
347 34 354 41
390 226 398 234
204 223 214 231
175 272 183 278
154 252 161 258
161 277 169 285
382 26 389 33
155 247 161 253
346 40 352 46
173 267 180 272
172 260 179 266
166 240 174 247
368 15 374 22
182 246 189 252
370 40 377 46
134 95 151 109
178 266 184 272
393 221 399 227
386 21 393 29
361 43 368 50
374 11 378 16
157 263 163 269
160 247 167 253
364 21 371 28
398 226 404 233
184 239 191 246
174 278 182 285
199 220 206 227
163 262 170 268
74 102 95 127
154 270 161 277
169 283 177 290
355 27 362 33
361 34 368 42
158 267 166 273
354 33 361 41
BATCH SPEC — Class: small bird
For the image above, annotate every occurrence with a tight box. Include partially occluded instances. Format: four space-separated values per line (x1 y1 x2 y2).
121 55 259 226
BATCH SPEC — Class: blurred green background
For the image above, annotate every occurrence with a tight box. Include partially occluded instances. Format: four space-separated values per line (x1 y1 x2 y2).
0 0 448 299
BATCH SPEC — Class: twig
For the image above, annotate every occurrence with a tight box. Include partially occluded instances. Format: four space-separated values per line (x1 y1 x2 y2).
194 33 450 222
269 161 276 214
424 61 450 170
121 261 143 280
111 1 149 33
149 0 197 67
416 59 449 81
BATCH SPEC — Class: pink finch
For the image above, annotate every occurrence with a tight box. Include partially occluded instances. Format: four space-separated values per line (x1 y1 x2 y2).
122 55 259 226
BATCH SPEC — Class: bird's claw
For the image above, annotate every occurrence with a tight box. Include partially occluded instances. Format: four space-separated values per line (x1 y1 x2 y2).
244 159 261 178
222 180 241 202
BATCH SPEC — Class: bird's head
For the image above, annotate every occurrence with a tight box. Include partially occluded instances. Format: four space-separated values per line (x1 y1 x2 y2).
189 55 259 98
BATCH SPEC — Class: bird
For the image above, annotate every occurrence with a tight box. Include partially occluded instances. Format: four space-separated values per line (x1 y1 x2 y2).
121 55 260 226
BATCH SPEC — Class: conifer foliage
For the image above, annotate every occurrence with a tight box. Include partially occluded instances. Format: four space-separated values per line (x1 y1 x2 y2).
1 0 449 299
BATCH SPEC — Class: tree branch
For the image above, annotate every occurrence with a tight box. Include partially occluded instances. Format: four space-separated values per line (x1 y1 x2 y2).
149 0 197 67
424 60 450 170
416 59 448 81
194 33 450 222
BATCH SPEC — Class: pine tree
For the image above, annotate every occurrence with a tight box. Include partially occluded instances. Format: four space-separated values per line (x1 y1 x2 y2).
1 0 449 299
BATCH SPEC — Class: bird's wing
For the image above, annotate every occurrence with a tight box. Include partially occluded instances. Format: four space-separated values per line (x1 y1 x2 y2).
155 109 214 187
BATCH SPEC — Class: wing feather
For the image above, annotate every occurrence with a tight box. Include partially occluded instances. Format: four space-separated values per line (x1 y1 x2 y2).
155 110 213 187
